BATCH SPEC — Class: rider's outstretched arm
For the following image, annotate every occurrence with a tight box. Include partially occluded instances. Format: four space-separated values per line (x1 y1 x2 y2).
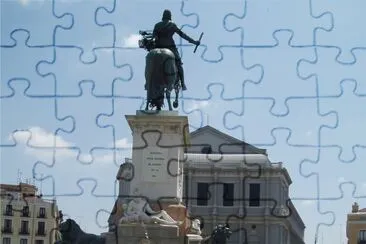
174 24 197 44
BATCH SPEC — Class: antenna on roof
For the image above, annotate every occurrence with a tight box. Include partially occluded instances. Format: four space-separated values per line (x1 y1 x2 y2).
40 174 43 196
17 169 23 184
206 113 209 126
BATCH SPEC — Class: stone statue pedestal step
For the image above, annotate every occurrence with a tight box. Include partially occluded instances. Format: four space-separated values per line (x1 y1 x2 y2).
102 223 202 244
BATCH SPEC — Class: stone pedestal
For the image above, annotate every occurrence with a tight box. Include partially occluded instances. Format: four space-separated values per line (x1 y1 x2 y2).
125 110 190 203
101 110 203 244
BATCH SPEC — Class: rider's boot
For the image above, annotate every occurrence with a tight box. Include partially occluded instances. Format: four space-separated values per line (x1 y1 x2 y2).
178 64 187 90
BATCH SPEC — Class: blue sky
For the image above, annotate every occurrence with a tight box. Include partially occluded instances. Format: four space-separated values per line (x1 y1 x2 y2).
1 0 366 243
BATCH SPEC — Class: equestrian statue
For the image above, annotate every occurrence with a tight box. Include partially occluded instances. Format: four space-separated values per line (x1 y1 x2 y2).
139 9 203 111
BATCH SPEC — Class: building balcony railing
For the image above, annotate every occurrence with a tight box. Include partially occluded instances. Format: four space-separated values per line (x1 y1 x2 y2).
22 212 30 217
3 211 13 216
1 227 12 234
19 229 30 235
36 230 47 236
38 213 46 218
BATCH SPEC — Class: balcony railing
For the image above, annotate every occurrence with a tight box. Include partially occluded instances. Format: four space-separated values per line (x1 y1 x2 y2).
22 212 30 217
38 213 46 218
36 230 46 236
1 227 12 234
19 228 30 235
3 211 13 216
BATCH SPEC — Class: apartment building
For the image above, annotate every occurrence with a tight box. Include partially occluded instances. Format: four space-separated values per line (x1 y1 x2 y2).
347 202 366 244
0 183 60 244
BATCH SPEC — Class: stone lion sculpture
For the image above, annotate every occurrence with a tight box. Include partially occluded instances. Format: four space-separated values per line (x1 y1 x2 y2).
55 218 105 244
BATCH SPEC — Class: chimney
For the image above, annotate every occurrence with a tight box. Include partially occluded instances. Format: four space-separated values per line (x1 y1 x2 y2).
352 202 359 213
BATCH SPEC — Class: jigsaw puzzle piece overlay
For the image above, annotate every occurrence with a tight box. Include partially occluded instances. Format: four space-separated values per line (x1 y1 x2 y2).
301 147 366 199
182 84 243 132
53 0 114 62
318 80 366 161
55 82 115 159
111 48 151 98
258 129 319 199
37 46 132 96
224 0 332 46
290 198 335 244
49 181 116 235
241 31 318 115
33 148 120 198
97 96 143 165
182 46 263 99
96 0 191 49
179 0 244 62
315 184 366 244
298 47 366 96
313 0 366 62
224 97 336 147
0 81 72 147
1 31 55 96
0 0 72 46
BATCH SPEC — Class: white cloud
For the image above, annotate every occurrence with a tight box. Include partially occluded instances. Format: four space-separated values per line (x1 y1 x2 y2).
122 34 140 48
10 127 132 164
11 127 74 160
187 100 210 111
338 177 347 183
302 200 315 206
12 127 73 148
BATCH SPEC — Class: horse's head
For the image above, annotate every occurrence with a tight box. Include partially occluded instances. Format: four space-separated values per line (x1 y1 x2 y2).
58 218 83 241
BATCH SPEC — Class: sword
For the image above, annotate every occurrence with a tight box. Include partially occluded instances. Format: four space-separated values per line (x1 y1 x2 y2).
193 32 204 53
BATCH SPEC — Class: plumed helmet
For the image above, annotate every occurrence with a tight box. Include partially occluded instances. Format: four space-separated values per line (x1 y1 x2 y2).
162 9 172 20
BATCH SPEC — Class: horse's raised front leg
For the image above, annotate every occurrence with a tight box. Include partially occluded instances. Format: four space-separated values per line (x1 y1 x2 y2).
165 89 173 111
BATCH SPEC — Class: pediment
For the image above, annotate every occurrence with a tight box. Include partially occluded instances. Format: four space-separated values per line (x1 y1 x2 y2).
186 126 266 155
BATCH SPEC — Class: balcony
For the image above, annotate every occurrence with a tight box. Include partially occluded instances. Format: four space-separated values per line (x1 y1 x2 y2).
19 229 30 235
3 211 13 216
36 230 46 236
38 213 46 218
1 227 12 234
22 212 30 217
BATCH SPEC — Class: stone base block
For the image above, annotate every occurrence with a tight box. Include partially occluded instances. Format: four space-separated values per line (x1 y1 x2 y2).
104 223 187 244
185 234 203 244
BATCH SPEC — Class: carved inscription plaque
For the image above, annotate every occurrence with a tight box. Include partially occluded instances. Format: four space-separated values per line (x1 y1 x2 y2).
142 147 169 182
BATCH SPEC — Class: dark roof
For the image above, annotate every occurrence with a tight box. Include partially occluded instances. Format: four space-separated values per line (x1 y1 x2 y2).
189 125 267 155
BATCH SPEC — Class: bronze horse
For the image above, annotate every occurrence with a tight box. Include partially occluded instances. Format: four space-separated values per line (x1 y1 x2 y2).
139 30 181 111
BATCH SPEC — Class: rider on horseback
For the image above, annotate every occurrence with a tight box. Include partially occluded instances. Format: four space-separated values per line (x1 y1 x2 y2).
153 9 201 91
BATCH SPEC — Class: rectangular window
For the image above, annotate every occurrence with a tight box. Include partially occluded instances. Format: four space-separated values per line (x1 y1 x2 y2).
5 205 12 216
35 240 44 244
20 239 28 244
359 230 366 241
249 183 260 207
22 206 29 217
39 208 46 218
37 222 45 235
3 219 12 233
2 238 11 244
197 183 209 206
20 221 29 234
223 183 234 206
